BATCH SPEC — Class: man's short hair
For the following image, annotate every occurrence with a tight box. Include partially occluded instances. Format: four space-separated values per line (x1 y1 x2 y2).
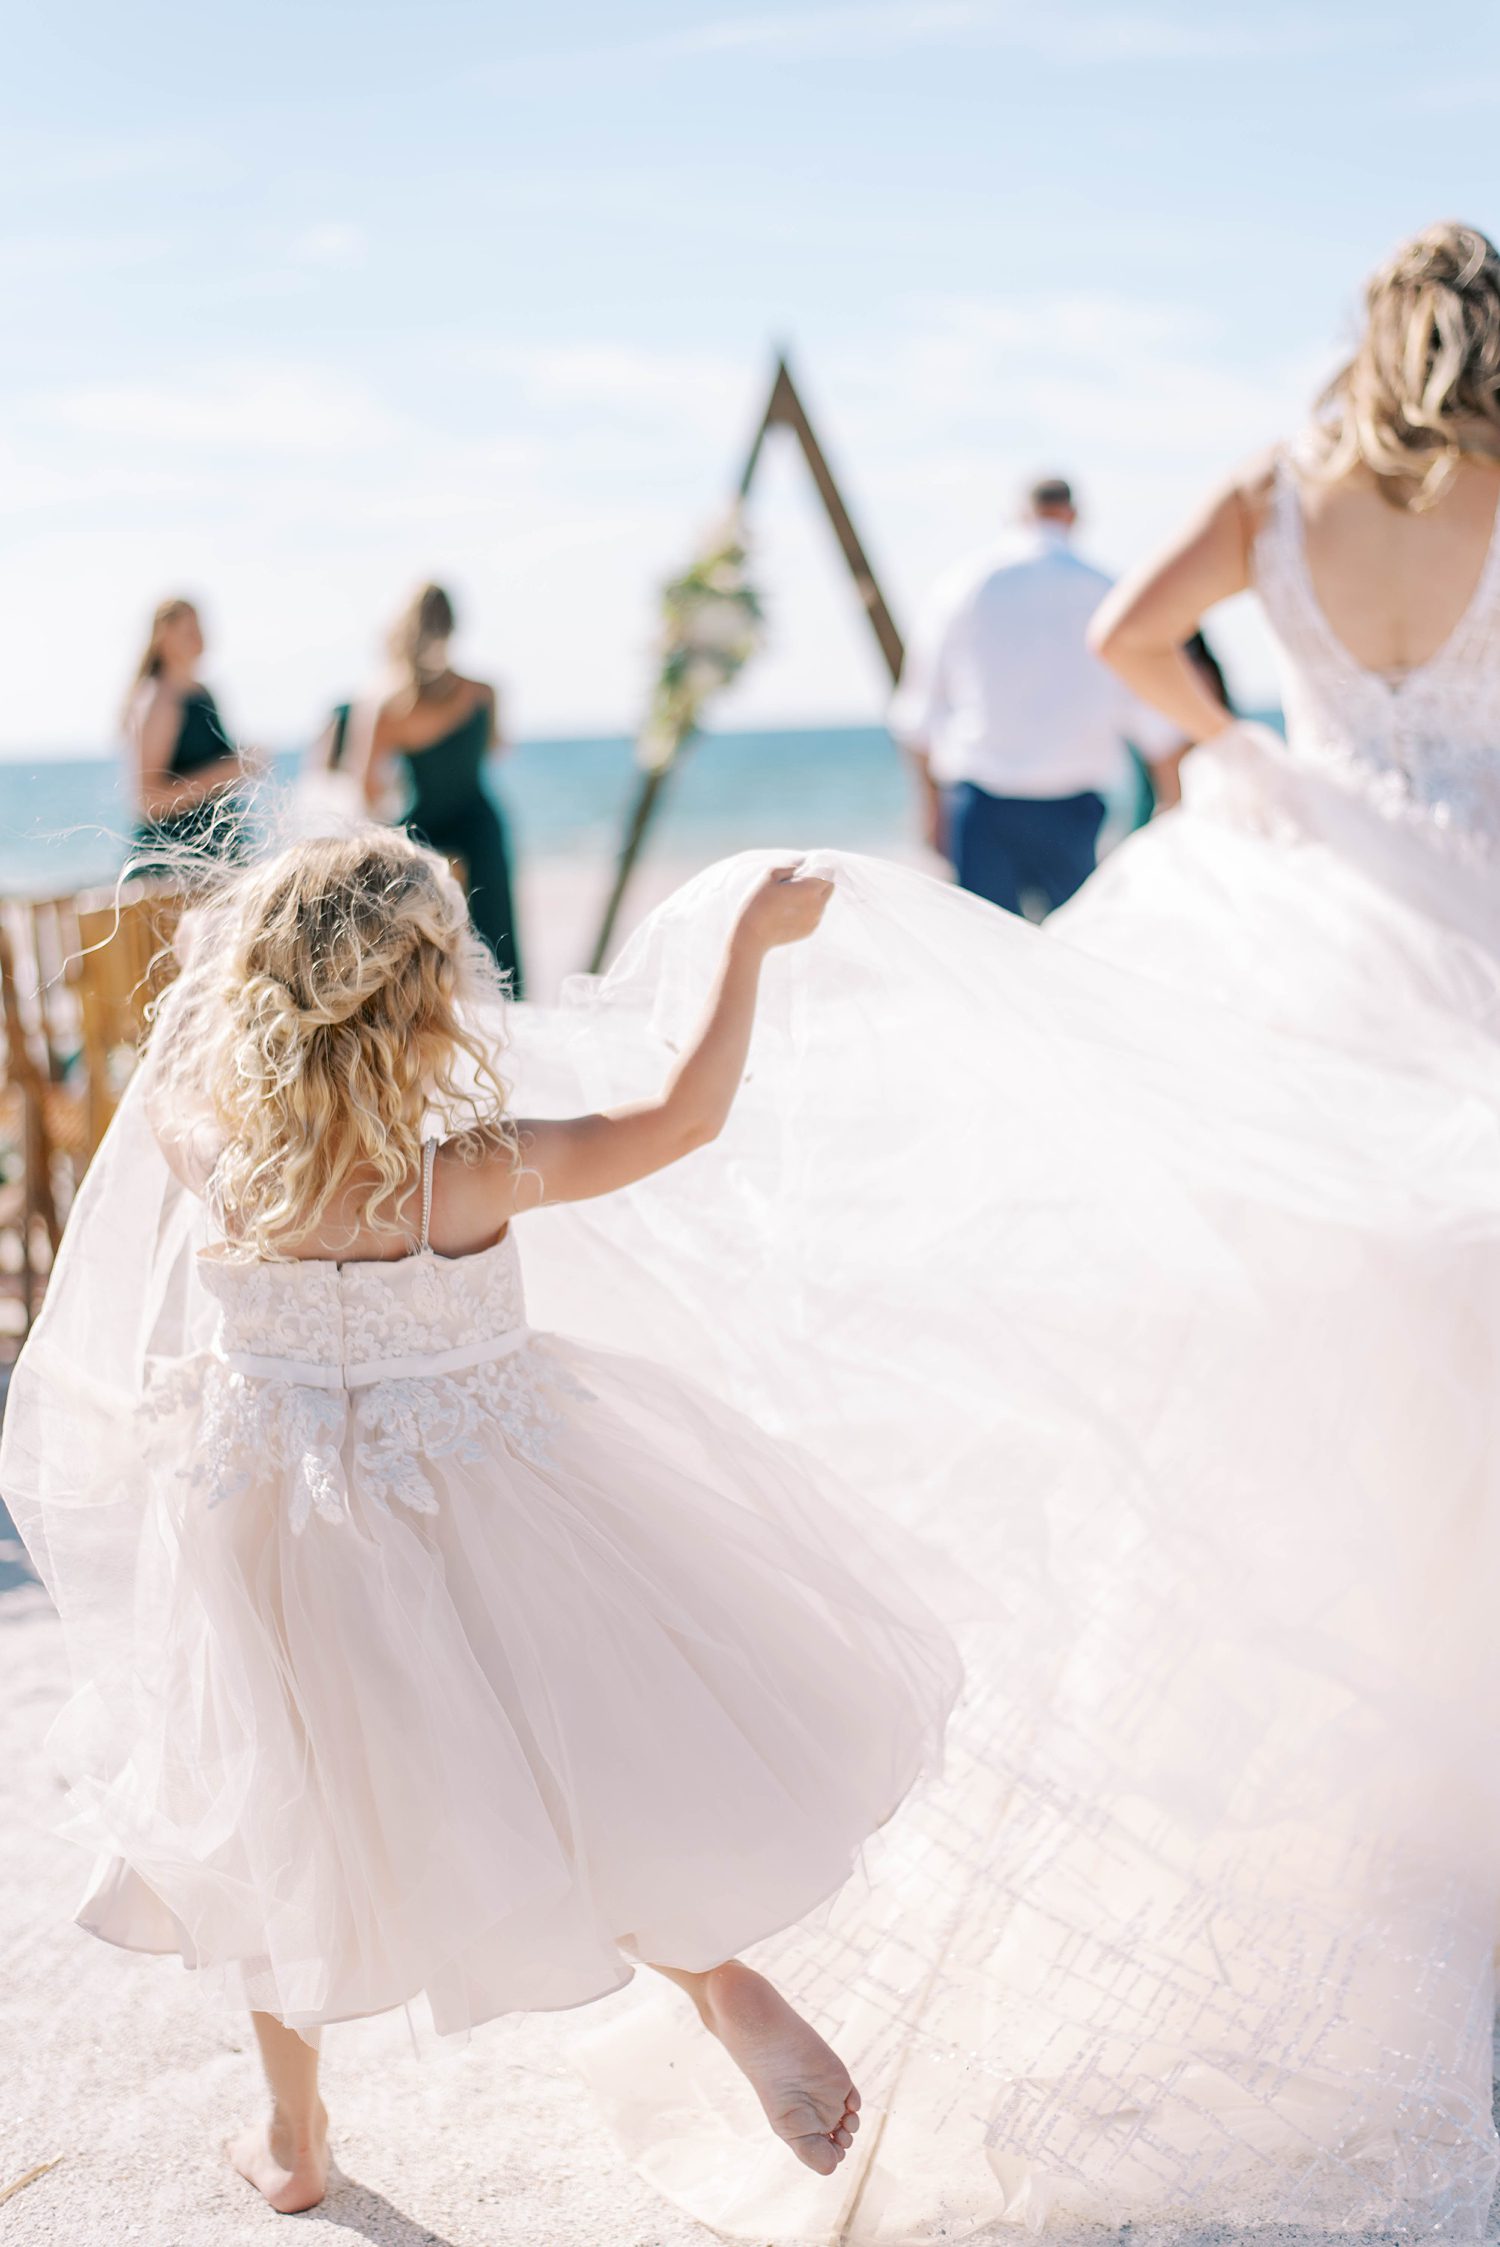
1028 476 1075 512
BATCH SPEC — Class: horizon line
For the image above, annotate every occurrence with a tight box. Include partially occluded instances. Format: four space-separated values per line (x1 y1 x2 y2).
0 714 904 765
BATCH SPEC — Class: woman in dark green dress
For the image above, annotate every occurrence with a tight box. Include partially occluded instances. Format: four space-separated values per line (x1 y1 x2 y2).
125 597 256 872
342 584 523 992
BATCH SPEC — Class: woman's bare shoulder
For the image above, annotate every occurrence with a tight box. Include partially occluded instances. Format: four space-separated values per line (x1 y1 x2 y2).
428 1129 526 1249
1144 450 1281 560
130 676 178 723
1234 443 1280 501
373 683 414 726
125 676 180 752
379 676 492 748
446 674 496 722
1212 445 1280 543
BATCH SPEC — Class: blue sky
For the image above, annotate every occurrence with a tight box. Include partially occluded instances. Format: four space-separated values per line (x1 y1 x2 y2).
6 0 1499 751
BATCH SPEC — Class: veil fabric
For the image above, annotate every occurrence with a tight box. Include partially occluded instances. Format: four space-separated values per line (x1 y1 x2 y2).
495 830 1500 2241
7 803 1500 2235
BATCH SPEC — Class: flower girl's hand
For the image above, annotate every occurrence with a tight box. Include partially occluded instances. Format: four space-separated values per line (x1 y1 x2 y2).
735 863 834 953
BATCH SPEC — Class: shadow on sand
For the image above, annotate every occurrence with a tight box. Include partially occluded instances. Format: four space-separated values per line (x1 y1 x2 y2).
312 2171 464 2247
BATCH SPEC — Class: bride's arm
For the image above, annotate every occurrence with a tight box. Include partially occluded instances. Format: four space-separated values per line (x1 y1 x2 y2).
1089 457 1273 743
499 864 832 1210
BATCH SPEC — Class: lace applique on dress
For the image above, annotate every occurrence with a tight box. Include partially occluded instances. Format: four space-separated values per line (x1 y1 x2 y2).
354 1341 588 1513
145 1365 350 1533
1252 449 1500 869
151 1231 591 1532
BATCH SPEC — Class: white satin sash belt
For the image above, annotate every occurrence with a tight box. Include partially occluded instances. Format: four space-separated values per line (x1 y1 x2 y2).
218 1326 532 1390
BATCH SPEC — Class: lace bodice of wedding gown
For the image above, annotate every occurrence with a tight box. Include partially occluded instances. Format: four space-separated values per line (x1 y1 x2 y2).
1252 451 1500 867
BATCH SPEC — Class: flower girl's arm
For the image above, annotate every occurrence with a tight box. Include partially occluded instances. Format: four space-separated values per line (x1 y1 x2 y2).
508 863 832 1209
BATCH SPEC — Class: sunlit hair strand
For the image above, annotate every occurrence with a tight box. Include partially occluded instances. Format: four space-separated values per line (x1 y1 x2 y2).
146 827 517 1259
1315 222 1500 510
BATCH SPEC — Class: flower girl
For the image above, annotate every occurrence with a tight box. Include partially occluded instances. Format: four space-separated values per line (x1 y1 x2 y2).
0 831 957 2215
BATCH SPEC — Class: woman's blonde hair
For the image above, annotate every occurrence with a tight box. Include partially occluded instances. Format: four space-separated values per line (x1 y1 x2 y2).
1316 222 1500 509
150 828 516 1258
123 596 198 725
388 582 457 707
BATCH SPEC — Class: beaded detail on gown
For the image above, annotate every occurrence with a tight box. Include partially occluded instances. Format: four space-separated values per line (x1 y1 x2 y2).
1045 450 1500 1032
1252 449 1500 870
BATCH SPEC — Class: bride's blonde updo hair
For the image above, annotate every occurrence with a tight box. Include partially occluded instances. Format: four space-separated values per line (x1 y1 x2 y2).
1316 221 1500 509
152 828 515 1258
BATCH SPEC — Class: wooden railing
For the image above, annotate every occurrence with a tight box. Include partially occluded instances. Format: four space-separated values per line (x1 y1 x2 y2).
0 882 182 1346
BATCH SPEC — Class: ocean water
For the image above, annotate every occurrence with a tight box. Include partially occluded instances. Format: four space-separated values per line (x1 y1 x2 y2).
0 715 1282 900
0 725 917 897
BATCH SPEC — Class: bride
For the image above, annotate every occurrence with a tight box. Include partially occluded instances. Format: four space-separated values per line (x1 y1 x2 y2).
1078 218 1500 1051
494 221 1500 2242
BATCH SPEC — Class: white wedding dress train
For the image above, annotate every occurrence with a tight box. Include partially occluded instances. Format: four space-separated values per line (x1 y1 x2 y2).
488 453 1500 2241
7 451 1500 2239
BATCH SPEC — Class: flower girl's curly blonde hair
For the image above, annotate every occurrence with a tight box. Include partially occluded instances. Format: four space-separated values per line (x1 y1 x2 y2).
152 829 516 1258
1317 221 1500 509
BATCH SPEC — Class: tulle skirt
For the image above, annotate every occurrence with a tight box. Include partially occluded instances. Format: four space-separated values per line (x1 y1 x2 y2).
8 1261 957 2037
480 729 1500 2241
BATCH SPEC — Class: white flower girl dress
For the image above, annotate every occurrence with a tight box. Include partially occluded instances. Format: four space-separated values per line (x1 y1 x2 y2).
2 1125 958 2039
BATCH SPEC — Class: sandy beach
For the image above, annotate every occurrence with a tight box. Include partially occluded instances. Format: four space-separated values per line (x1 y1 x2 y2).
6 844 1500 2247
0 1585 719 2247
517 846 714 1001
9 1542 1500 2247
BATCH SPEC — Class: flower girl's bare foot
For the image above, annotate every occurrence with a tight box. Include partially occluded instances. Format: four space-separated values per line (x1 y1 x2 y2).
699 1959 861 2174
228 2104 330 2214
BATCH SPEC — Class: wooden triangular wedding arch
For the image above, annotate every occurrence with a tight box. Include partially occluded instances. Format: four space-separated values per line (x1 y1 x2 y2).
587 355 906 972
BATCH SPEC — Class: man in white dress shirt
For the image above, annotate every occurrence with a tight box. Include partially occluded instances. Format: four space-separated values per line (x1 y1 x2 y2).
889 477 1181 918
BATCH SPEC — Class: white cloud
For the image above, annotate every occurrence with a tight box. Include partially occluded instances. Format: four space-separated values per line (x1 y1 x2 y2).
1 282 1314 753
480 343 756 442
501 0 1346 77
819 290 1305 521
0 233 172 280
289 221 369 269
670 2 991 56
1408 71 1500 110
717 289 1309 722
44 365 408 456
0 125 226 195
1023 7 1341 60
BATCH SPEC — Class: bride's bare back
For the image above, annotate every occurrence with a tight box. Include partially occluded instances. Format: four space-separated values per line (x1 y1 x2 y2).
1294 458 1500 679
1093 224 1500 738
1091 451 1500 739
